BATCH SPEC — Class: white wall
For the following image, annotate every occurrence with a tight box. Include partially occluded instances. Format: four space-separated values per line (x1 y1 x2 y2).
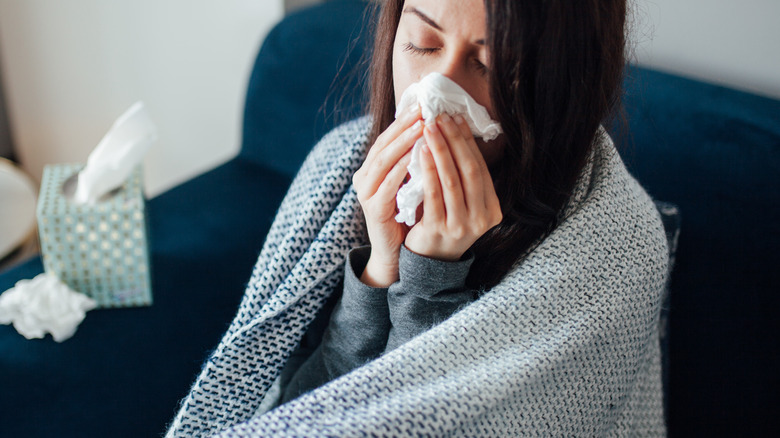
631 0 780 99
286 0 321 13
1 0 777 196
0 63 11 159
0 0 283 196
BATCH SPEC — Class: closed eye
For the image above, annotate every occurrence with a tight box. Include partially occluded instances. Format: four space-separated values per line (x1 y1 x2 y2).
403 42 488 75
403 42 439 55
473 58 488 75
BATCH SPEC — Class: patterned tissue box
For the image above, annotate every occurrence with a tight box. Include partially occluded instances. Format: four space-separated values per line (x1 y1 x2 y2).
36 164 152 308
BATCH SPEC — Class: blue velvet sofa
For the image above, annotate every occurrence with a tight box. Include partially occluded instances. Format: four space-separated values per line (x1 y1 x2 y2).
1 1 778 436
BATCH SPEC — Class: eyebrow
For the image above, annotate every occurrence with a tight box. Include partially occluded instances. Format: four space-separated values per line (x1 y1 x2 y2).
403 7 442 31
402 7 485 45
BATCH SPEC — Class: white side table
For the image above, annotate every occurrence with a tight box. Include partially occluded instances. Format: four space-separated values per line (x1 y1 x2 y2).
0 158 38 272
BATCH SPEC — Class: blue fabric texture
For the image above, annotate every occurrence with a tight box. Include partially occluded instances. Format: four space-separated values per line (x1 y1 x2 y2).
0 161 291 437
616 67 780 436
240 0 371 177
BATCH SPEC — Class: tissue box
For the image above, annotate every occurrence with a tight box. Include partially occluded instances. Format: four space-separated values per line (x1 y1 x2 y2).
36 164 152 308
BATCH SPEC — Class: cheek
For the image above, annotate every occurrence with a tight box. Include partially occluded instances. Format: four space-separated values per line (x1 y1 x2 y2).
392 48 424 107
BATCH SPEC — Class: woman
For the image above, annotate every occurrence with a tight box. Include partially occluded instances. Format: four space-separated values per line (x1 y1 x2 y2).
167 1 668 436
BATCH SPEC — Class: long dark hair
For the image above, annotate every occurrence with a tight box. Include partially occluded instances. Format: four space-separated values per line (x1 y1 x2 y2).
367 0 627 289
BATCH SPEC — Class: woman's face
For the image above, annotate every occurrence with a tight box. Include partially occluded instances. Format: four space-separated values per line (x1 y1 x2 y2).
392 0 501 163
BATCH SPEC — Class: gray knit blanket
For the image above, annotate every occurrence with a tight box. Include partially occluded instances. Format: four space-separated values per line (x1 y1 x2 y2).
166 117 668 437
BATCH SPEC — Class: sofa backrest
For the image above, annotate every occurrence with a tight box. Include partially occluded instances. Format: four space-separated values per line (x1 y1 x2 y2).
239 0 372 176
617 67 780 436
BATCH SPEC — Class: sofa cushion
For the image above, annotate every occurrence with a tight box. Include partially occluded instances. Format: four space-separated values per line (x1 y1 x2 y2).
0 159 291 438
616 67 780 436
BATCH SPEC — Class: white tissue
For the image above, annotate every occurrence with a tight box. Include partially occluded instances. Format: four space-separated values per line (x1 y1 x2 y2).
394 73 502 226
0 273 97 342
73 101 157 204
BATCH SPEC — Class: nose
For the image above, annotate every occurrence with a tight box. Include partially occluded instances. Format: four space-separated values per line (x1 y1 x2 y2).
433 51 479 98
436 52 466 84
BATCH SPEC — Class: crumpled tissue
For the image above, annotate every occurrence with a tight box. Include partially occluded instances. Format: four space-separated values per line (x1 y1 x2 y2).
0 273 97 342
74 101 157 204
394 72 502 226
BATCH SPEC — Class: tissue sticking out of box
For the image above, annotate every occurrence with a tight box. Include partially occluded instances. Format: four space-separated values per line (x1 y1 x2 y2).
393 73 502 226
73 102 157 205
0 273 97 342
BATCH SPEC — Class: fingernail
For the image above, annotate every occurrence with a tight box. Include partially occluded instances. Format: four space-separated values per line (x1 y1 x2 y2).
440 113 452 124
453 114 465 125
411 120 422 130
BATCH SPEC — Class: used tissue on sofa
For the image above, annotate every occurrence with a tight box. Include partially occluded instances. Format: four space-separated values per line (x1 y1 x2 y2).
394 73 502 226
37 102 156 308
0 273 97 342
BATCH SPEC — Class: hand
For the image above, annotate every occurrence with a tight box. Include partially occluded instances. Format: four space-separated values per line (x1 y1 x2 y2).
404 113 503 262
353 105 423 287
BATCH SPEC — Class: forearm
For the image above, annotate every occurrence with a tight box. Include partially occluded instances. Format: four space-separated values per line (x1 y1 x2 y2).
385 245 477 353
320 246 391 371
360 253 399 288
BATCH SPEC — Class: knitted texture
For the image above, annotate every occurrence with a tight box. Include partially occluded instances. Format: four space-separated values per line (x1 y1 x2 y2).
166 117 668 437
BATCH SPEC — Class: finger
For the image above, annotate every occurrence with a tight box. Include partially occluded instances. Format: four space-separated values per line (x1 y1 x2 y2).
360 120 422 197
373 150 412 206
365 104 421 165
452 114 481 155
426 115 467 220
359 108 419 187
359 103 421 176
480 154 501 218
482 164 503 228
419 138 445 225
449 115 502 228
451 114 491 210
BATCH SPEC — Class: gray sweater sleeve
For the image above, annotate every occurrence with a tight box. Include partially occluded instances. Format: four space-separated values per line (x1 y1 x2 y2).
385 245 476 352
281 245 475 403
281 246 390 403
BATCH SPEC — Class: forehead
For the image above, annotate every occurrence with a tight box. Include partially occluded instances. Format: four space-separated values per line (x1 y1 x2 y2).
401 0 486 38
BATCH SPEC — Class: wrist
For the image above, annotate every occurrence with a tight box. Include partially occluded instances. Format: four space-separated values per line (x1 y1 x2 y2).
403 240 464 263
360 255 399 288
397 244 474 293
